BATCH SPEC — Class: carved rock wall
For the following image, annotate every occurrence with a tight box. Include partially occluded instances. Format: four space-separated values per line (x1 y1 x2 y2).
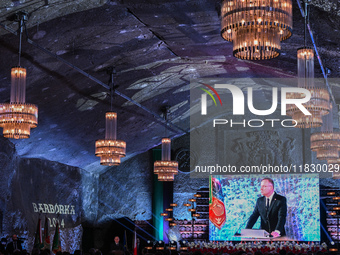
97 151 153 224
0 137 85 253
311 0 340 16
1 122 339 252
172 134 208 219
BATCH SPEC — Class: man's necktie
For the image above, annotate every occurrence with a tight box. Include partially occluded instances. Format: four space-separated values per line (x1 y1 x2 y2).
266 198 270 214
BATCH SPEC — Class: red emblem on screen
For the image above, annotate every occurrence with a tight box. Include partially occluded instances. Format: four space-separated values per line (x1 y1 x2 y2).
209 196 226 229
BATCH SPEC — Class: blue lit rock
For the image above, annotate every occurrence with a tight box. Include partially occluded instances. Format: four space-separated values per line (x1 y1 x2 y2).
0 137 83 253
97 151 153 223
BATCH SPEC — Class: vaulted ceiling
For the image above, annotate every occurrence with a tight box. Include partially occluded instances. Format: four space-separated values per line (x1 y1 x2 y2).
0 0 340 172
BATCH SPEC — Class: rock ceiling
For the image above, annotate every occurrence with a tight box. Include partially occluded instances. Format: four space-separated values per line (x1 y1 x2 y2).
0 0 340 172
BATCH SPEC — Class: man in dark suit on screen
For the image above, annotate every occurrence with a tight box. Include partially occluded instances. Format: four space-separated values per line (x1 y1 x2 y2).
245 178 287 237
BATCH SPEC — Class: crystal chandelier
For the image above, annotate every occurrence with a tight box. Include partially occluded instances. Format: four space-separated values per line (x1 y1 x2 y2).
95 71 126 166
328 158 340 165
95 112 126 165
311 132 340 161
286 1 330 128
0 12 38 139
310 106 340 161
286 48 330 128
154 138 178 181
154 108 178 181
327 158 340 166
328 158 340 179
220 0 293 60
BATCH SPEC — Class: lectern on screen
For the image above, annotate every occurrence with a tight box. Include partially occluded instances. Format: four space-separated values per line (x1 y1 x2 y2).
209 174 320 241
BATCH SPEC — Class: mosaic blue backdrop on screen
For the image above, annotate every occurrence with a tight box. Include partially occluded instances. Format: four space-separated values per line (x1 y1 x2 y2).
209 174 320 241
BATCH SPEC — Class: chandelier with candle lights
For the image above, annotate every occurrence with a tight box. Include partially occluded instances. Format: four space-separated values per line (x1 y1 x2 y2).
0 12 38 139
310 105 340 161
154 138 178 181
220 0 293 60
328 159 340 179
95 71 126 166
313 107 340 179
311 132 340 161
286 48 330 128
154 107 178 181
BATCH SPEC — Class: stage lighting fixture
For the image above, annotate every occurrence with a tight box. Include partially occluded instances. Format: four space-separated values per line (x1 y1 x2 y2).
155 240 165 250
145 240 153 250
169 240 177 250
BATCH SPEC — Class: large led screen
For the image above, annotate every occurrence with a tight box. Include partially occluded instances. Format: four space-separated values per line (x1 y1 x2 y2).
209 174 320 241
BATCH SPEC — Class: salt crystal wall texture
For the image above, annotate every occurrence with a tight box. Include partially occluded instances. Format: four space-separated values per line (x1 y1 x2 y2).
1 129 340 253
0 136 83 253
